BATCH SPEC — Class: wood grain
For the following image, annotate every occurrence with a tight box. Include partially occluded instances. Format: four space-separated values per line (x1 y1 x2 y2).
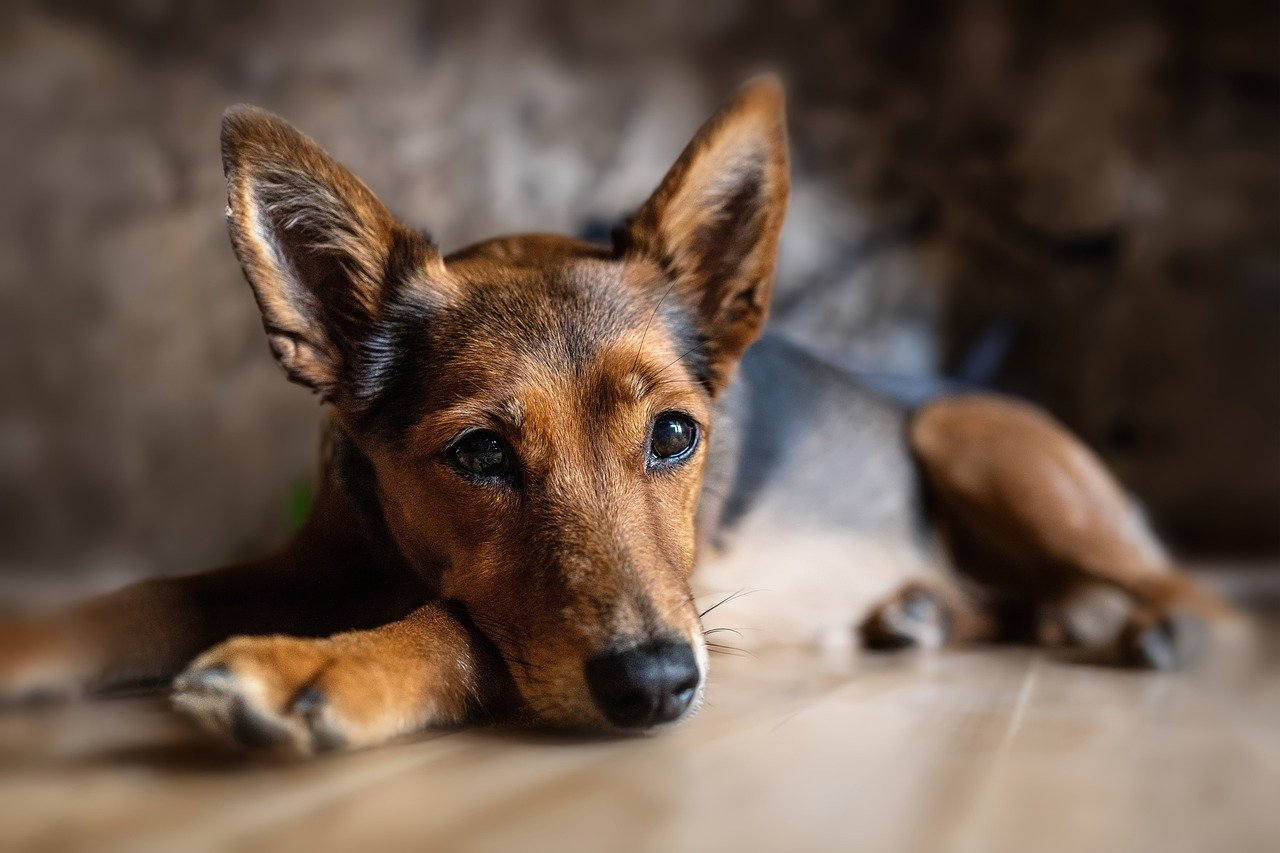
0 582 1275 853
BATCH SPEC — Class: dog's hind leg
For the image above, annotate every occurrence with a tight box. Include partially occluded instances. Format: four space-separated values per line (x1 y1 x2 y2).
906 394 1230 669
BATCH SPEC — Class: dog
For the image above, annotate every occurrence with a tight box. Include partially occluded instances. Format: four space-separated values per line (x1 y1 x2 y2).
0 78 1229 755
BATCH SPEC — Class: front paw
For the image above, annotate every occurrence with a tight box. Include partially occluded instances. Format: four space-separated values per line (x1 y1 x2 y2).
172 634 440 756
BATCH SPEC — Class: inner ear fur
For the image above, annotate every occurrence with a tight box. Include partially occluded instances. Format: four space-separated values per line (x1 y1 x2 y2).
624 76 791 393
221 105 442 400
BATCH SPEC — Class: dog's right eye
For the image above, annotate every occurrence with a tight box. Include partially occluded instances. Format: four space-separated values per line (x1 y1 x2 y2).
448 430 512 480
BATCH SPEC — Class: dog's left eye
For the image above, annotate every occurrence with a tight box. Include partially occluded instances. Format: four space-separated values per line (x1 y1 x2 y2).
449 430 511 479
649 413 698 465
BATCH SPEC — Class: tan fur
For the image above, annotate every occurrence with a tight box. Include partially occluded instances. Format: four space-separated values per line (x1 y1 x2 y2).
625 75 789 392
222 105 450 397
855 395 1231 662
910 395 1227 616
366 322 715 726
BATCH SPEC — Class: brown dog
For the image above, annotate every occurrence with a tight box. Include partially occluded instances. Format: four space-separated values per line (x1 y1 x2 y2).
0 79 1228 755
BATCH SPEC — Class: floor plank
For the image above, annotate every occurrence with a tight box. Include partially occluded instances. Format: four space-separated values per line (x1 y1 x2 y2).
0 599 1276 852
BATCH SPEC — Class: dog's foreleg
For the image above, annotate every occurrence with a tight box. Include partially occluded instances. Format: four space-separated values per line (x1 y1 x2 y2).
171 603 508 755
0 541 424 704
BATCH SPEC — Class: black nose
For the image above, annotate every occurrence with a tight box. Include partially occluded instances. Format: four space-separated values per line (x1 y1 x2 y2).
584 640 700 729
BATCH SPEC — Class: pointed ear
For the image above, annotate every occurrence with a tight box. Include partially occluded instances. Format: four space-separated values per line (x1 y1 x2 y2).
221 105 441 399
623 76 790 393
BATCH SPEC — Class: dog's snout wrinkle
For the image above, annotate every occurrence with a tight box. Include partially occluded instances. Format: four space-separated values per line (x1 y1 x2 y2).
584 639 699 729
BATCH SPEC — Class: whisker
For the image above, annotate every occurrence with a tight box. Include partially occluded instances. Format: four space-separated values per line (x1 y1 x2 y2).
705 642 756 659
657 339 710 375
631 277 682 375
644 376 706 391
467 613 549 675
699 588 764 619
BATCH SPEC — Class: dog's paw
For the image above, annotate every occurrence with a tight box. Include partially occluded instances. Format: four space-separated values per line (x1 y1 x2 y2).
0 618 86 706
858 583 951 651
172 634 434 757
172 636 328 754
1118 609 1208 671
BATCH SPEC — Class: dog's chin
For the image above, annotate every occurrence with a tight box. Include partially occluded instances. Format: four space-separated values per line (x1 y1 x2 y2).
508 697 614 735
517 696 704 737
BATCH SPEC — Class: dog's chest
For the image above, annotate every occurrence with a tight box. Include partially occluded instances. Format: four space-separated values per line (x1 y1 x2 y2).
693 336 944 647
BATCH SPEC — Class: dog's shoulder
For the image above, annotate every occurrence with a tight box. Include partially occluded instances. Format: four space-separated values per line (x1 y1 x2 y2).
703 334 927 543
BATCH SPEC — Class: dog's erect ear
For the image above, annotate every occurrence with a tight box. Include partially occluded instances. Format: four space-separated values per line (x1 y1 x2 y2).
221 105 441 399
624 76 790 393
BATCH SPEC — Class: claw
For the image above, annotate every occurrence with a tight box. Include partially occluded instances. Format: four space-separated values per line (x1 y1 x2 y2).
291 684 326 716
228 696 292 749
1122 611 1208 671
172 664 233 694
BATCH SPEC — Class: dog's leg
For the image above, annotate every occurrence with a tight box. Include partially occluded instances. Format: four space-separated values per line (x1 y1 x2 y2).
858 578 1000 650
171 603 508 756
0 558 277 702
908 395 1230 669
0 487 426 703
0 555 419 704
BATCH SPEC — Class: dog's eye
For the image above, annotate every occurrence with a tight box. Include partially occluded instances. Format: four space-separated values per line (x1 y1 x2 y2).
449 430 511 479
649 413 698 465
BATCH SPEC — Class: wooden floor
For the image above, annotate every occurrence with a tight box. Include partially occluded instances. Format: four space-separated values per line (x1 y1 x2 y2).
1 584 1277 853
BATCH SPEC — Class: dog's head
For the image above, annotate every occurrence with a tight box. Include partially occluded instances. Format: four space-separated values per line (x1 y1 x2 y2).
220 79 789 730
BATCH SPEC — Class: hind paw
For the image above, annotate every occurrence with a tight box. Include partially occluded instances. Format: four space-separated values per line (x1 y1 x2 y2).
1119 610 1208 671
859 583 951 650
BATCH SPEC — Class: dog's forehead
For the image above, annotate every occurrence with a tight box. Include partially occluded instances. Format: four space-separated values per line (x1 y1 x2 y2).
364 241 701 439
440 255 647 360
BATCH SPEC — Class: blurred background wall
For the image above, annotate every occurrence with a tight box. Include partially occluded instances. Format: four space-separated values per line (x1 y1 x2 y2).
0 0 1276 587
